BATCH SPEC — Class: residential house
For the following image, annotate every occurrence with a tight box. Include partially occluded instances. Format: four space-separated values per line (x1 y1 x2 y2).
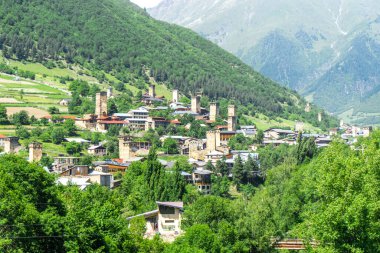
126 202 183 242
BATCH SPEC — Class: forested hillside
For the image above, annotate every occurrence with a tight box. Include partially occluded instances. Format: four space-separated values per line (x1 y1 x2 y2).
0 0 335 126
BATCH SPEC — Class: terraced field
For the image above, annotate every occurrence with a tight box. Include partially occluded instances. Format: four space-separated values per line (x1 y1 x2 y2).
0 73 70 118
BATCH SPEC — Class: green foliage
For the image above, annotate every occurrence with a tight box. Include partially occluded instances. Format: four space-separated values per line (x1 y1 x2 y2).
0 104 9 124
51 127 66 144
15 125 30 139
120 147 187 214
162 138 179 154
0 155 65 252
232 155 244 187
62 119 77 137
65 142 82 155
215 156 229 176
48 106 60 115
228 134 254 150
258 144 296 172
11 110 29 125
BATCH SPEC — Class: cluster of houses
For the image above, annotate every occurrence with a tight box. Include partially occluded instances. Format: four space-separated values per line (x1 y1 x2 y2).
0 86 376 241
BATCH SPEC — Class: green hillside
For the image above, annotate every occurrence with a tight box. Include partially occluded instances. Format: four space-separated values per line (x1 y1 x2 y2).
0 0 336 128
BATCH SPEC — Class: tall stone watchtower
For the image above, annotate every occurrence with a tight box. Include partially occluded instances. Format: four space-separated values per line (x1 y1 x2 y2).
119 136 133 162
172 89 179 103
191 95 201 114
318 112 323 122
95 92 108 117
149 84 156 98
227 105 237 131
206 130 221 152
209 102 219 122
29 142 43 162
4 137 20 154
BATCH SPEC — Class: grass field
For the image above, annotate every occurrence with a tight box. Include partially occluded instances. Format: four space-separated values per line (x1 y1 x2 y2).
247 114 322 132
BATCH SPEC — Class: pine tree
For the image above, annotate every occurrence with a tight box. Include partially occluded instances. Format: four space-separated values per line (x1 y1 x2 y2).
216 156 229 176
244 155 259 184
232 155 244 187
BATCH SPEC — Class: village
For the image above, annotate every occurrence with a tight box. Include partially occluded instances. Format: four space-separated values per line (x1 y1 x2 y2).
0 84 374 242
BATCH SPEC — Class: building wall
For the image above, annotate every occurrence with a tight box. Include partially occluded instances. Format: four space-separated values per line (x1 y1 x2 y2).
95 92 108 117
206 130 217 152
29 142 43 162
149 85 156 98
228 116 236 131
4 137 19 154
228 105 236 117
191 95 201 114
119 137 132 161
157 208 181 235
172 89 179 103
209 102 219 122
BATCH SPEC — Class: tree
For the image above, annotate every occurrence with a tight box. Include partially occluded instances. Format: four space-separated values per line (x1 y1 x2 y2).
51 127 66 144
40 155 54 168
11 110 29 125
15 125 30 139
205 160 215 172
256 129 264 144
19 89 24 100
215 156 229 176
65 142 82 155
296 136 318 164
48 106 60 114
232 155 244 187
243 154 260 185
163 138 179 154
211 175 230 197
63 119 77 136
0 104 8 124
0 155 65 252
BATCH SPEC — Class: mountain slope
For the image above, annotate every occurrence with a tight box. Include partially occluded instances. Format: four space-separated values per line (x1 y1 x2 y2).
0 0 330 125
150 0 380 124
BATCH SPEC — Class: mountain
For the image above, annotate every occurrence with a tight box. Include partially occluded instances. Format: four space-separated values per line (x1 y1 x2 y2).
0 0 336 127
150 0 380 125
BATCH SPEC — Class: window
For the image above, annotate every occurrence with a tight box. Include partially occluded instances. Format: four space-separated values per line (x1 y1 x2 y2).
159 205 175 214
165 220 175 223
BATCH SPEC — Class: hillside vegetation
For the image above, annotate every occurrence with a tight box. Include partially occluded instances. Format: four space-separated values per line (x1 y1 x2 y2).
0 0 335 127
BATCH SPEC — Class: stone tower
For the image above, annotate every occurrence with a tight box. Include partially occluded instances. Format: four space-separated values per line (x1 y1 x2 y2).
107 87 113 98
206 130 216 152
29 142 43 162
228 105 236 117
119 136 133 162
191 95 201 114
295 121 304 132
209 102 219 122
228 116 237 132
172 89 179 103
4 137 20 154
318 112 323 122
95 92 108 117
305 102 311 113
227 105 237 131
206 130 221 152
149 84 156 98
189 140 199 159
